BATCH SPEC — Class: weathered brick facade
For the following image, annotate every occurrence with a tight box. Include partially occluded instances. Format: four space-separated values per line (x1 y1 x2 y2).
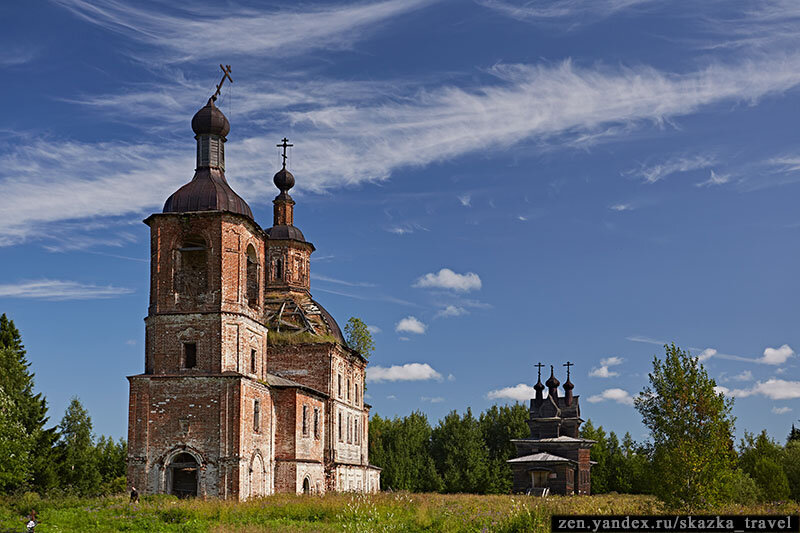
127 98 379 500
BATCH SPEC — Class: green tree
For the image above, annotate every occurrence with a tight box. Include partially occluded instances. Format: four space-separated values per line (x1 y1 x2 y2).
752 457 790 501
788 423 800 444
95 436 127 494
54 397 101 495
0 385 32 491
369 411 441 492
344 317 375 359
783 440 800 501
0 314 57 492
635 344 736 510
581 420 610 493
479 403 529 493
431 408 490 493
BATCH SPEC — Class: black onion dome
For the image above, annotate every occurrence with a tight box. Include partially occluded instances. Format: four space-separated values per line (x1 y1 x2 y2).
274 167 295 192
545 366 560 389
266 224 306 242
563 377 574 391
312 299 346 345
192 98 230 137
534 378 545 392
163 168 253 218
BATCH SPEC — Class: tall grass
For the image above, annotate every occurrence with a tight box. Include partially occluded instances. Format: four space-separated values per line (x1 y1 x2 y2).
1 492 797 532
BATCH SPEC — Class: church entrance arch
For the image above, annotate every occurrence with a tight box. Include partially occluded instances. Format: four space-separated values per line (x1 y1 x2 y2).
249 453 265 498
168 452 199 498
302 477 310 494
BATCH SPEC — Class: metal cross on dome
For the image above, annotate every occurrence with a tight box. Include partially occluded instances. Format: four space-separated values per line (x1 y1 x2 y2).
211 64 233 102
277 137 293 169
563 360 574 380
534 362 545 380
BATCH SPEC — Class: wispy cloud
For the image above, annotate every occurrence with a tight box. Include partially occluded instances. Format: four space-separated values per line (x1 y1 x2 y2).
457 194 472 207
587 388 634 405
695 169 730 187
628 154 716 184
10 52 800 245
0 46 39 68
367 362 442 383
367 325 382 334
609 203 633 211
395 316 427 334
311 274 377 287
487 383 537 401
772 406 792 414
421 396 445 403
476 0 655 23
54 0 435 63
0 279 134 300
413 268 482 292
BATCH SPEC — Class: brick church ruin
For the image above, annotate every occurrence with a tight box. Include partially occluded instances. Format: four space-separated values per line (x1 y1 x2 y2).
508 363 594 495
126 82 380 499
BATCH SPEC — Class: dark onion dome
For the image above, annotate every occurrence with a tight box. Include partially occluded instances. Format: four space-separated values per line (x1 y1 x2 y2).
266 224 306 242
313 299 346 345
534 377 545 392
274 167 295 192
563 377 574 392
163 167 253 218
192 98 230 137
545 366 560 389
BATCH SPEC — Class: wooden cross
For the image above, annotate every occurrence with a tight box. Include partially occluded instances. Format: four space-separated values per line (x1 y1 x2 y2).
534 362 545 380
563 360 574 380
277 137 293 169
211 64 233 102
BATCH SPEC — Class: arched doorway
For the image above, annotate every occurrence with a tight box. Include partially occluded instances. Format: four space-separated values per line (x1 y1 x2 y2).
302 477 310 494
250 454 265 498
169 453 198 498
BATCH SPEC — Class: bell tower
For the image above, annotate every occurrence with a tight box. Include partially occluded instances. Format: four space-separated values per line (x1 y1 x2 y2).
128 68 274 499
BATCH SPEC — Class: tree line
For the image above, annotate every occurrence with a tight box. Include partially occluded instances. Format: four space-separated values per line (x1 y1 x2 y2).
368 344 800 509
0 314 126 495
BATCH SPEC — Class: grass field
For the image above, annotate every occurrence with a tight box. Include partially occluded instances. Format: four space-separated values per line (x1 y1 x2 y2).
1 492 798 533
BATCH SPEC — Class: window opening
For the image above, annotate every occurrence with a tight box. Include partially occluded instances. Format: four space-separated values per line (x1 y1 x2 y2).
183 343 197 369
246 245 259 307
313 408 319 439
338 412 342 441
302 404 308 436
251 349 257 374
254 400 261 432
175 235 208 296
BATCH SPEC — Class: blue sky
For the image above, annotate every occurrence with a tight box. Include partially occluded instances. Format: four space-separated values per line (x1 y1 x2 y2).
2 0 800 443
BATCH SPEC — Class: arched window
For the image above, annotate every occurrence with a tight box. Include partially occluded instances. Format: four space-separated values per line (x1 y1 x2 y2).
246 245 259 307
175 235 208 296
275 258 283 281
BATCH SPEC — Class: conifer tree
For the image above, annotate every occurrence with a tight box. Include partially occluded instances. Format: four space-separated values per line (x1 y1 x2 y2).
0 384 31 491
0 314 57 491
635 344 736 510
479 403 529 493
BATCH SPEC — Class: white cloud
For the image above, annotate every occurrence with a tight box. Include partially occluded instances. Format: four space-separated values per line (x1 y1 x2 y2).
714 385 731 396
717 379 800 400
54 0 434 62
610 203 633 211
447 373 456 382
587 388 634 405
125 339 137 346
589 356 623 378
772 406 792 414
367 363 442 383
367 325 382 334
387 395 397 400
421 396 444 403
697 348 717 362
395 316 427 334
458 194 472 207
435 305 468 318
487 383 538 401
630 154 716 184
413 268 482 292
731 370 753 382
760 344 794 365
0 279 134 300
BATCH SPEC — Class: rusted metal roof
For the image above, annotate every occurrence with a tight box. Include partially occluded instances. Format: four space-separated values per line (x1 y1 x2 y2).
192 98 230 137
163 167 253 218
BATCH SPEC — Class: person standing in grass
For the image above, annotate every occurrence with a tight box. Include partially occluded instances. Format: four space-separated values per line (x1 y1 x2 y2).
130 485 139 503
